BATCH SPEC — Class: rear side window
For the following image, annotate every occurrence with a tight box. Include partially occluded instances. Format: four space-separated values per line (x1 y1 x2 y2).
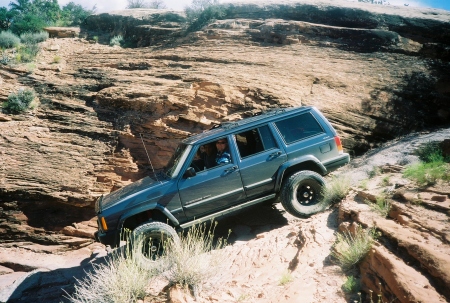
274 112 324 144
235 125 277 158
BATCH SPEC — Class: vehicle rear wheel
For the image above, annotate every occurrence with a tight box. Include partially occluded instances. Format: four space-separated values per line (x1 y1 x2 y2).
131 221 179 269
280 170 326 217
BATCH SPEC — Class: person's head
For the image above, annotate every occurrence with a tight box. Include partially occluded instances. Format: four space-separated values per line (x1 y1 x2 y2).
215 138 228 152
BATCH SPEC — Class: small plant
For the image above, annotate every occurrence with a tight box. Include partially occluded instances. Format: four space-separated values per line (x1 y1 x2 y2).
368 166 380 179
366 195 391 217
415 141 447 163
380 176 390 186
359 179 369 190
322 175 351 205
66 247 154 303
20 31 49 44
26 62 36 73
109 35 124 47
14 44 40 63
331 225 375 271
3 88 36 114
157 222 229 293
53 55 62 63
93 36 99 43
1 50 10 64
342 275 360 294
0 31 20 48
185 0 227 31
279 270 293 285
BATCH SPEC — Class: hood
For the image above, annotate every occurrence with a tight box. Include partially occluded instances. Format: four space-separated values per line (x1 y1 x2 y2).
101 176 165 210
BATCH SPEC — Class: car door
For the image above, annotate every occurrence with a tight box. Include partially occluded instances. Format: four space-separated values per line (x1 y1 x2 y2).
178 136 246 219
235 124 287 199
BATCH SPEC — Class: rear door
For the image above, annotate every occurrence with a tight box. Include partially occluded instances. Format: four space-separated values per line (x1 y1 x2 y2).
234 125 287 199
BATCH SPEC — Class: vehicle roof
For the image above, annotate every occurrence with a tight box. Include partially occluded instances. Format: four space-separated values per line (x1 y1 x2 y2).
182 106 314 145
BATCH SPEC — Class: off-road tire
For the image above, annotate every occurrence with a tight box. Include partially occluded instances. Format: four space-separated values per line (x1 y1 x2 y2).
131 221 179 269
280 170 326 218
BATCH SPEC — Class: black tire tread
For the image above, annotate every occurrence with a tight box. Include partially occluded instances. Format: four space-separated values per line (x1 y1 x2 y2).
280 170 326 218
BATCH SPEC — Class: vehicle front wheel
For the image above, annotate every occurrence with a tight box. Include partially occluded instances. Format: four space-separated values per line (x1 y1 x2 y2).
131 221 179 269
280 170 327 218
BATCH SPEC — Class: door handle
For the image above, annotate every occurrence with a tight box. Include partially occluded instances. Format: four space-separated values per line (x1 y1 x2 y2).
224 165 238 173
269 151 282 158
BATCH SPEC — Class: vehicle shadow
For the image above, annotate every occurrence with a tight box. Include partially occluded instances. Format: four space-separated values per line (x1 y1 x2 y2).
208 200 290 244
4 255 110 303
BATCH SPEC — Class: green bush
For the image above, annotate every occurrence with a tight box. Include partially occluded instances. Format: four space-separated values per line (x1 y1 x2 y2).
415 141 448 163
14 44 40 63
342 275 360 294
109 35 124 46
331 225 375 271
321 175 351 205
0 31 20 48
157 222 229 292
367 195 391 217
185 0 227 32
404 161 450 185
3 88 36 114
20 31 49 44
67 249 153 303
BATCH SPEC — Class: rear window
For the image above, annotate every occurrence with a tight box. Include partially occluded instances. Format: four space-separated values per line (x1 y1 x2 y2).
235 125 278 158
274 112 324 144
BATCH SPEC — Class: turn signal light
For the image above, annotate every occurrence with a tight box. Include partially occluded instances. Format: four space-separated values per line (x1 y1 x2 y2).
334 136 343 153
100 217 108 232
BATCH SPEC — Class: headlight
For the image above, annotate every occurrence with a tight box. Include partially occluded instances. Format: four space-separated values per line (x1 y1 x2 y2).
95 195 103 213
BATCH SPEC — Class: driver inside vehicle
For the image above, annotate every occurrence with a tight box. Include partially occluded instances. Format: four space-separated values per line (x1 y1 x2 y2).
215 138 231 165
189 138 231 172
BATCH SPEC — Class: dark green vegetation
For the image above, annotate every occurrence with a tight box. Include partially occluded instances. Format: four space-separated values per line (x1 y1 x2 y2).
0 0 95 35
404 142 450 185
2 88 36 114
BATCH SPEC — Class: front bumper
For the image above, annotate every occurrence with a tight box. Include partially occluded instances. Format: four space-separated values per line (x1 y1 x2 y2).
95 229 119 248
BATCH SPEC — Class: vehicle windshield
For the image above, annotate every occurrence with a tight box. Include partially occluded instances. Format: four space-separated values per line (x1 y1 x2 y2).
164 143 190 178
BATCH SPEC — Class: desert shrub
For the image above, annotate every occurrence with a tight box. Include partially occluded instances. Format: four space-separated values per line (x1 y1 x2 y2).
66 249 154 303
1 50 10 64
331 225 375 271
368 195 391 217
404 142 450 185
157 222 229 292
3 88 36 114
415 141 448 163
342 275 360 294
279 270 293 286
126 0 167 8
322 175 351 205
404 161 450 185
20 31 49 44
109 35 124 46
367 166 380 178
53 55 61 63
0 30 20 48
185 0 227 31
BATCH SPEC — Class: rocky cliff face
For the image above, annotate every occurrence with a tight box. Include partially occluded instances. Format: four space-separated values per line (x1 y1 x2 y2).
0 0 449 251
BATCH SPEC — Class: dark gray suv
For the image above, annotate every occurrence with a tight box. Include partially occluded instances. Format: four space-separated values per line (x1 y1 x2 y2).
95 106 349 254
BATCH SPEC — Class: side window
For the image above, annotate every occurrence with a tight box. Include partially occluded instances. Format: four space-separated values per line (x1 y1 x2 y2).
235 125 278 158
188 138 231 172
274 112 324 144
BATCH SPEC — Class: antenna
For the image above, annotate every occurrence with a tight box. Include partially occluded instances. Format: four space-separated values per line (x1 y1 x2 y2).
139 133 161 183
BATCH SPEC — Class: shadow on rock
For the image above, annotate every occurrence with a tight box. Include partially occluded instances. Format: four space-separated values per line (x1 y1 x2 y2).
2 255 110 303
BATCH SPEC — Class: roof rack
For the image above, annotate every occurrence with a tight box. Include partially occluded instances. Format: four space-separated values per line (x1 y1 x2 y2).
208 107 290 131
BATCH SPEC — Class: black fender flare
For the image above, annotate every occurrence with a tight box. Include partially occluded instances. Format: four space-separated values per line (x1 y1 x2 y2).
274 155 327 192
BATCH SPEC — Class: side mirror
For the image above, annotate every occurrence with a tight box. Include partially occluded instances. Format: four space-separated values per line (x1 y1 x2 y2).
183 167 196 178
